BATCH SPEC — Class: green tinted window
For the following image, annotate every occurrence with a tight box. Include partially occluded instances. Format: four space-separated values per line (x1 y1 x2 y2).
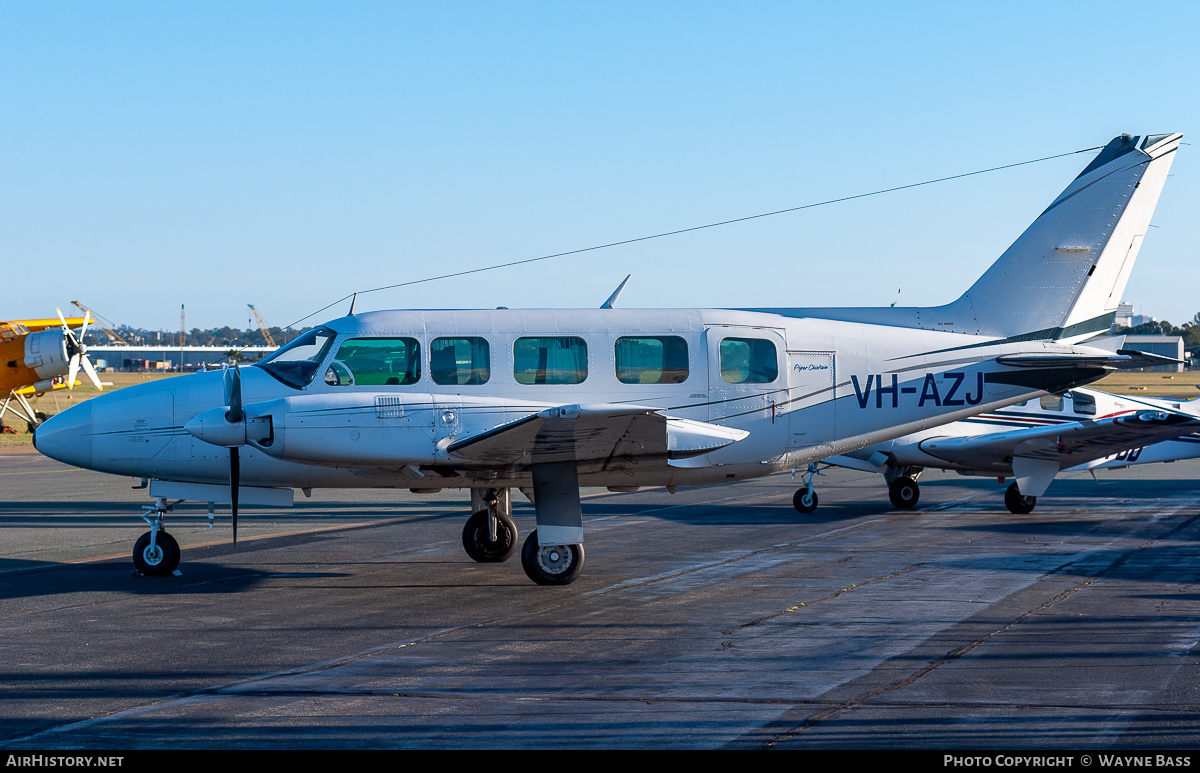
514 337 588 385
327 337 421 386
431 337 490 385
719 337 777 384
615 336 689 384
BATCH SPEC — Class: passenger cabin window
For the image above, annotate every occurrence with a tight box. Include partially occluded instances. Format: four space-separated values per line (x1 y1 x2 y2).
615 336 689 384
258 327 338 389
719 337 778 384
431 337 490 385
326 337 421 386
514 336 587 385
1039 394 1064 412
1071 391 1097 416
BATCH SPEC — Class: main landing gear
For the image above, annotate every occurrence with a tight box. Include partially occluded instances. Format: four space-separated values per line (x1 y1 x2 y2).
463 474 588 585
132 497 181 575
1004 482 1037 514
884 465 923 509
792 462 822 513
888 476 920 509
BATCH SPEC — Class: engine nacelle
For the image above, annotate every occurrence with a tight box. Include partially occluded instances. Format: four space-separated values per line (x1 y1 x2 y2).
23 330 69 380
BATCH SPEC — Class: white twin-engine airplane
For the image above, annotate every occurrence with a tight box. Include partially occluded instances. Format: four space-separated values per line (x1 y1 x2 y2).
34 132 1182 585
804 387 1200 515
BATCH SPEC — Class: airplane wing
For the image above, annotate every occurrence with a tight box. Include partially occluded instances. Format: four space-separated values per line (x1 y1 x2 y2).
917 409 1200 496
445 403 749 467
10 317 88 333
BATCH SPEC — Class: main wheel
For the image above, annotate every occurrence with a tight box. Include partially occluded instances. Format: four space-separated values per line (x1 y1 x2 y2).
132 530 180 576
1004 482 1036 514
521 530 585 585
462 509 519 562
889 476 920 509
792 488 818 514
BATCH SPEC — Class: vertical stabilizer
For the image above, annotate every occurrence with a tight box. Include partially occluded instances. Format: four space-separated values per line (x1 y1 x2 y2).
938 133 1181 341
768 133 1181 343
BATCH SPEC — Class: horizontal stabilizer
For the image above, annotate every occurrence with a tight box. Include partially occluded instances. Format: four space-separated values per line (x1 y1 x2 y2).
446 404 748 467
917 410 1200 476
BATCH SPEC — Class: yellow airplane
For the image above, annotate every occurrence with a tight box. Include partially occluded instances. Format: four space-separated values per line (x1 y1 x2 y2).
1 310 104 431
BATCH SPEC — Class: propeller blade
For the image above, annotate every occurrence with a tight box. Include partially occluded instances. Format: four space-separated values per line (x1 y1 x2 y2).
78 311 91 341
80 354 103 391
230 446 240 545
223 364 243 423
67 354 81 390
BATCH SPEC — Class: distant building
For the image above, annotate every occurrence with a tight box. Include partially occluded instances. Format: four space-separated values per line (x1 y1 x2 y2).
1113 301 1156 329
1120 335 1185 372
87 345 278 372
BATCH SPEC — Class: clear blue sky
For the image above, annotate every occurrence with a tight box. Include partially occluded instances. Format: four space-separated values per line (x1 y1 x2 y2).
3 1 1197 331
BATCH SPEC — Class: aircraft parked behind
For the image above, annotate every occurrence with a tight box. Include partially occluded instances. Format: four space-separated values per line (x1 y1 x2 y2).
804 387 1200 514
1 310 103 431
34 133 1183 584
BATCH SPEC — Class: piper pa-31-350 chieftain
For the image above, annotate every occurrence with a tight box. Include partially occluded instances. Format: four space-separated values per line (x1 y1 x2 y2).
803 387 1200 515
35 132 1182 584
2 310 104 432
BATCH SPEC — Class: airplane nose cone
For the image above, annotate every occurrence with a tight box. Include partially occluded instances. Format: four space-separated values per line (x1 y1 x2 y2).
33 402 93 469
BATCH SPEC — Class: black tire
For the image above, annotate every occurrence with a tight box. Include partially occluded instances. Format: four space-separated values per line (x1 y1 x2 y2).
520 530 585 585
888 476 920 509
132 530 180 575
1004 482 1036 515
462 509 519 563
792 488 818 514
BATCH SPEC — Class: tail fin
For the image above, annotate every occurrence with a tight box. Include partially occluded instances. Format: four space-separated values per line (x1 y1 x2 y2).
771 133 1181 342
936 132 1181 341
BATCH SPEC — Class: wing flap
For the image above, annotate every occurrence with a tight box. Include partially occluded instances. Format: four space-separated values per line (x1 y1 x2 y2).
445 404 748 467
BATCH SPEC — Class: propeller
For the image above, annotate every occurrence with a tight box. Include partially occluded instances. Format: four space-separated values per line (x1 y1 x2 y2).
224 364 243 544
56 308 104 391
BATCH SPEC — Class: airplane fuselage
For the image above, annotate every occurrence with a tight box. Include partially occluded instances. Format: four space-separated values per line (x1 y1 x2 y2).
35 307 1115 493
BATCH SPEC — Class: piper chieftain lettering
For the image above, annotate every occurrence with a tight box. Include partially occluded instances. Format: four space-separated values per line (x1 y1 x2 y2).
805 387 1200 515
34 133 1182 584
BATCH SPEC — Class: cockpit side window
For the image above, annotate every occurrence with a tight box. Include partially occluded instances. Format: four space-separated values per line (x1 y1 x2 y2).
327 337 421 386
257 327 338 389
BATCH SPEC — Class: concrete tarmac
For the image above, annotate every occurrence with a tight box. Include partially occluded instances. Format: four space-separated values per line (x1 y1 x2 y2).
1 454 1198 749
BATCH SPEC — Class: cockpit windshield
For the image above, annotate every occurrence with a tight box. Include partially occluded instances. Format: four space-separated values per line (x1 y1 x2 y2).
256 327 338 389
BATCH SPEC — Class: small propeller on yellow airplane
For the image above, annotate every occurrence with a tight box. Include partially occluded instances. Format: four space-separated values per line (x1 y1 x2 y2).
56 308 104 391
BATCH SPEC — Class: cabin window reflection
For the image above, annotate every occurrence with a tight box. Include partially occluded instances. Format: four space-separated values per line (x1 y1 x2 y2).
1039 394 1064 412
615 336 689 384
719 337 778 384
327 337 421 386
514 337 587 385
431 337 490 385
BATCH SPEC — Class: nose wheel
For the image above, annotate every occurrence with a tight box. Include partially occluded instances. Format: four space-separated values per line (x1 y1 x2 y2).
521 530 585 585
133 530 180 575
462 509 519 562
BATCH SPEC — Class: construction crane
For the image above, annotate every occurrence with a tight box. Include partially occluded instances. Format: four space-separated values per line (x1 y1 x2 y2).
179 305 185 348
247 304 277 346
71 301 130 346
